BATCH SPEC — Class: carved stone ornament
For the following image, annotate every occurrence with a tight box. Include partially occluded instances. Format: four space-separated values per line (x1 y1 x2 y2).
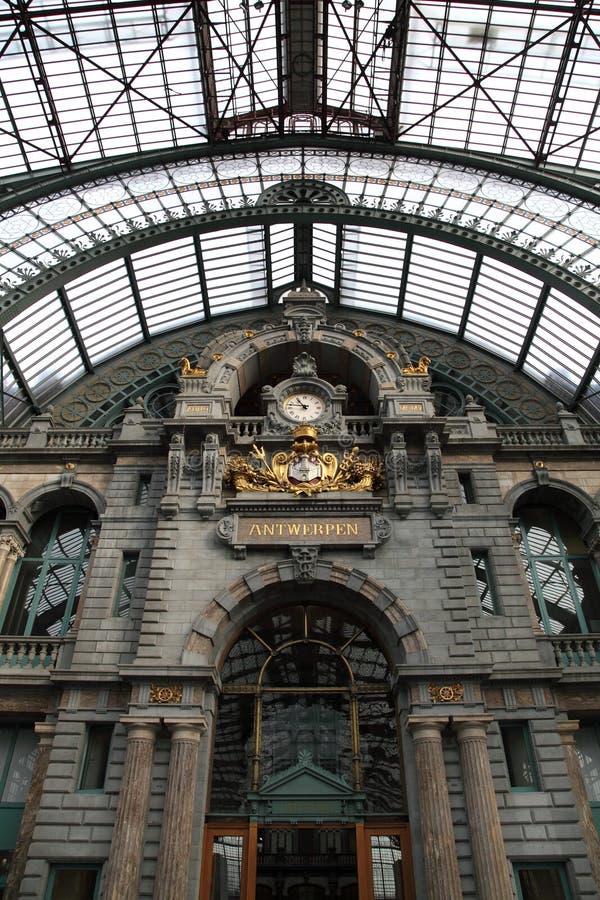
0 534 25 559
225 425 384 496
217 516 235 541
429 683 464 703
291 545 319 584
291 352 318 377
149 684 183 704
372 515 392 542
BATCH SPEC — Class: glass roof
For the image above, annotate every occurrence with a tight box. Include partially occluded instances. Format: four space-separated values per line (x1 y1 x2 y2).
1 1 600 424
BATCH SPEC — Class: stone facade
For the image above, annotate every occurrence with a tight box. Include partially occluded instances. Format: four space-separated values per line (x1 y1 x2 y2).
0 300 599 900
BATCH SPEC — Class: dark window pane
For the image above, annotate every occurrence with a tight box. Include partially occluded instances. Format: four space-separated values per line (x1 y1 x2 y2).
501 725 538 790
49 868 99 900
210 695 254 814
471 552 497 615
115 554 138 617
256 828 357 899
516 866 569 900
210 836 243 900
370 835 403 900
261 694 352 783
458 472 475 503
79 726 112 791
0 727 36 804
359 699 404 813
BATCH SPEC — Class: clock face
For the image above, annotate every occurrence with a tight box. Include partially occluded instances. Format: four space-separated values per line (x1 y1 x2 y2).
283 392 326 422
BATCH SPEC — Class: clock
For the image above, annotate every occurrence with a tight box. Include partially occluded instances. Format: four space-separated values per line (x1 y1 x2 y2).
282 392 326 422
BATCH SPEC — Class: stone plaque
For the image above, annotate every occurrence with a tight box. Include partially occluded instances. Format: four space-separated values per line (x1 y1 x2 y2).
186 403 210 415
399 402 424 413
237 516 372 545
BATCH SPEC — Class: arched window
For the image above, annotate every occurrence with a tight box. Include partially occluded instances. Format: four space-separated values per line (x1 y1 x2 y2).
210 603 403 815
518 505 600 635
0 508 96 637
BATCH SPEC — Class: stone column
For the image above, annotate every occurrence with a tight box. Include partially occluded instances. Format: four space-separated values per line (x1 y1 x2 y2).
153 719 207 900
4 723 55 900
453 717 513 900
557 721 600 893
407 717 462 900
0 533 24 605
103 720 160 900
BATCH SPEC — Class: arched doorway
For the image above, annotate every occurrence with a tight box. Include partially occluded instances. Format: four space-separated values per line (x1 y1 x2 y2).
200 603 415 900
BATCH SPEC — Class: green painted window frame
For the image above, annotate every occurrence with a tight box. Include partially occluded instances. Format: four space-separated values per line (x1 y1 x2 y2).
77 725 113 793
513 861 571 900
113 553 139 617
44 864 101 900
471 551 499 615
518 508 600 635
0 509 95 638
500 723 540 792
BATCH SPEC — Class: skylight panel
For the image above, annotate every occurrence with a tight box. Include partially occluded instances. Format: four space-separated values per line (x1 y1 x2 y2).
312 225 337 289
66 260 143 365
129 238 204 334
200 227 267 312
3 294 85 403
403 236 474 333
0 361 28 427
523 289 600 403
464 260 543 363
269 225 295 288
339 225 407 312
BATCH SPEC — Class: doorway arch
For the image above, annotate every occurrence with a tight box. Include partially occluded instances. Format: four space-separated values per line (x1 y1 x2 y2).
197 586 420 900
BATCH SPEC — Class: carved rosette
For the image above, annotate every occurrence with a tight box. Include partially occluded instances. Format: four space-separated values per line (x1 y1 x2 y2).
429 683 464 703
149 685 183 705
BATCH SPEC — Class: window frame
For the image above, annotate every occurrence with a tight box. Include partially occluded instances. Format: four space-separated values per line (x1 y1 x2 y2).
513 861 572 900
113 552 139 617
0 509 96 638
518 506 600 635
44 863 102 900
500 722 540 792
457 471 476 504
77 724 113 793
470 550 499 615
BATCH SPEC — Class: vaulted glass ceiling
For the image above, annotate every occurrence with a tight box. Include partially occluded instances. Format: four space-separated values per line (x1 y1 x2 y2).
1 0 600 425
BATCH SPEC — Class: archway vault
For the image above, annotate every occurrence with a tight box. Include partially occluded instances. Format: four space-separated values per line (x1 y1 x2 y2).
183 558 429 673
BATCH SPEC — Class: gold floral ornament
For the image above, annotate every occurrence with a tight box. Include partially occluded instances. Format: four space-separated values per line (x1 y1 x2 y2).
401 355 431 375
179 357 207 377
225 425 384 496
149 684 183 704
428 683 464 703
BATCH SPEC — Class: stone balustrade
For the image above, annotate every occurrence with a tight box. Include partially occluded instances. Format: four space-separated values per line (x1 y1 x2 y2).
548 636 600 667
497 426 565 446
0 639 60 670
0 432 28 449
46 429 112 448
230 418 263 439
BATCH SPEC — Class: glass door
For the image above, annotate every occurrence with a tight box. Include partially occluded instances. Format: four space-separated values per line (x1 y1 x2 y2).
200 824 414 900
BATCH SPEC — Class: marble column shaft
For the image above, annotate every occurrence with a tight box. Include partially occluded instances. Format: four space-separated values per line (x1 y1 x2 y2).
407 717 462 900
4 723 55 900
153 721 205 900
557 721 600 893
103 721 159 900
454 717 513 900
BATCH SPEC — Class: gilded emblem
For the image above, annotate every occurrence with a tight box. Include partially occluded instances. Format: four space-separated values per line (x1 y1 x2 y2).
428 683 464 703
225 425 383 496
401 356 431 375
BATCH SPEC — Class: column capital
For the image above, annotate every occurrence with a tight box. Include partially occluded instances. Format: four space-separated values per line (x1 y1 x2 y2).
0 533 25 559
167 718 208 742
120 717 161 740
33 723 56 747
406 715 449 739
452 714 494 740
557 720 580 744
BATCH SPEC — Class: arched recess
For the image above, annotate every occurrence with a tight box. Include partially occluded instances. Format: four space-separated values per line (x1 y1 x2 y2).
10 480 105 537
183 559 428 670
505 478 600 549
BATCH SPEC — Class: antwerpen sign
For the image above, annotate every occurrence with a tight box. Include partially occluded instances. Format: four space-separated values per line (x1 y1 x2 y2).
217 513 391 558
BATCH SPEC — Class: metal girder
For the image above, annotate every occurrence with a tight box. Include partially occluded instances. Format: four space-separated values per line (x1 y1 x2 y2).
57 286 95 372
192 234 212 320
458 253 483 340
534 0 592 166
123 257 151 343
294 223 313 284
385 0 411 143
263 225 275 307
0 332 39 414
396 232 412 318
515 284 551 371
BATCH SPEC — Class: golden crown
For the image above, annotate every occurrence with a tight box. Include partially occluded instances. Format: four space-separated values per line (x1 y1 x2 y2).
292 424 318 440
